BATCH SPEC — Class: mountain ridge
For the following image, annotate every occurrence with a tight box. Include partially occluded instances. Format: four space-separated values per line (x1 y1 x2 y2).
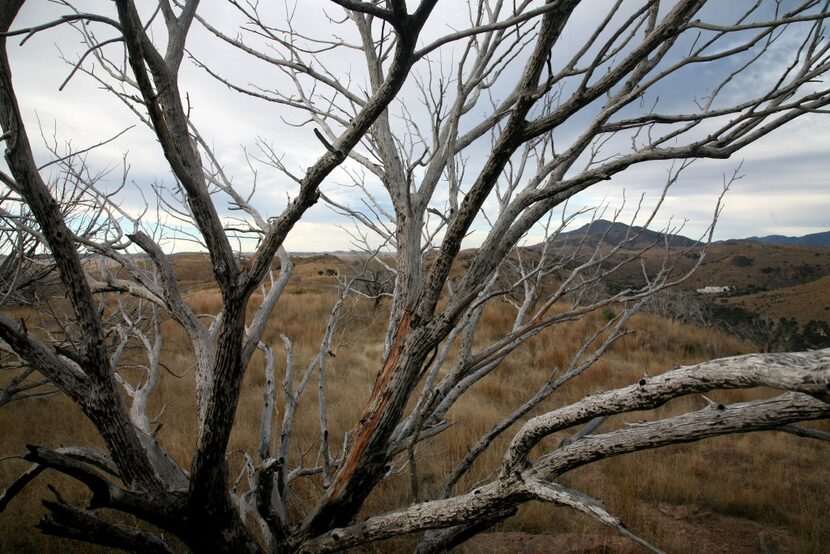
743 230 830 247
536 219 700 251
532 219 829 250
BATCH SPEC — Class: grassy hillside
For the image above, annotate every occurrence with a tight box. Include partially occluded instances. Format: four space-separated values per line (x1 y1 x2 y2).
590 240 830 294
686 240 830 292
527 236 830 337
723 274 830 325
1 253 828 553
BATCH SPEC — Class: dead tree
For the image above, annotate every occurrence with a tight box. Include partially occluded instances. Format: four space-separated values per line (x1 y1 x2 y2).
1 1 829 553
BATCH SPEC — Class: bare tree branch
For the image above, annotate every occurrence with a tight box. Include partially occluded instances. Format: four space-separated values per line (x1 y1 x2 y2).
1 2 828 552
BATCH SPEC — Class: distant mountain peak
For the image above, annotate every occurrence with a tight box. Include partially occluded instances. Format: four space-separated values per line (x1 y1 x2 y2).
744 230 830 248
543 219 698 250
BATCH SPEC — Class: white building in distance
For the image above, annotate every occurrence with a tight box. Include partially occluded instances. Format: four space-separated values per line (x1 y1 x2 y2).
696 285 732 294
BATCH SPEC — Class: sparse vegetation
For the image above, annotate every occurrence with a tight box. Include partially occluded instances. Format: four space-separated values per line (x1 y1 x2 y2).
2 261 828 552
641 289 830 353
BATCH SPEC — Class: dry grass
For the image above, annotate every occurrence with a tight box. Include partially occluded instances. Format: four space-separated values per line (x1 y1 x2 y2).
1 268 828 553
596 240 830 301
724 274 830 325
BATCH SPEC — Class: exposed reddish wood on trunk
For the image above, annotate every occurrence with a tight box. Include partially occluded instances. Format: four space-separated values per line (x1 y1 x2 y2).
323 309 413 501
368 309 414 403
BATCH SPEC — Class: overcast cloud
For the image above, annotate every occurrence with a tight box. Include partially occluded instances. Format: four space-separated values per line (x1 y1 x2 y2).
3 1 828 252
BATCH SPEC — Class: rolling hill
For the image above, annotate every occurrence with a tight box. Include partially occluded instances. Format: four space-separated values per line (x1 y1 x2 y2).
540 219 699 251
126 221 830 328
525 221 830 325
722 274 830 325
677 240 830 293
745 230 830 247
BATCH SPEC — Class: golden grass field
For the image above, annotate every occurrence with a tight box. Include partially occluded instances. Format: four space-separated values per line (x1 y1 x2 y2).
664 241 830 293
1 256 828 553
724 274 830 325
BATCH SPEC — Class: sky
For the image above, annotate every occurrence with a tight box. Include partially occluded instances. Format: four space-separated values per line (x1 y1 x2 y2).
3 1 829 253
